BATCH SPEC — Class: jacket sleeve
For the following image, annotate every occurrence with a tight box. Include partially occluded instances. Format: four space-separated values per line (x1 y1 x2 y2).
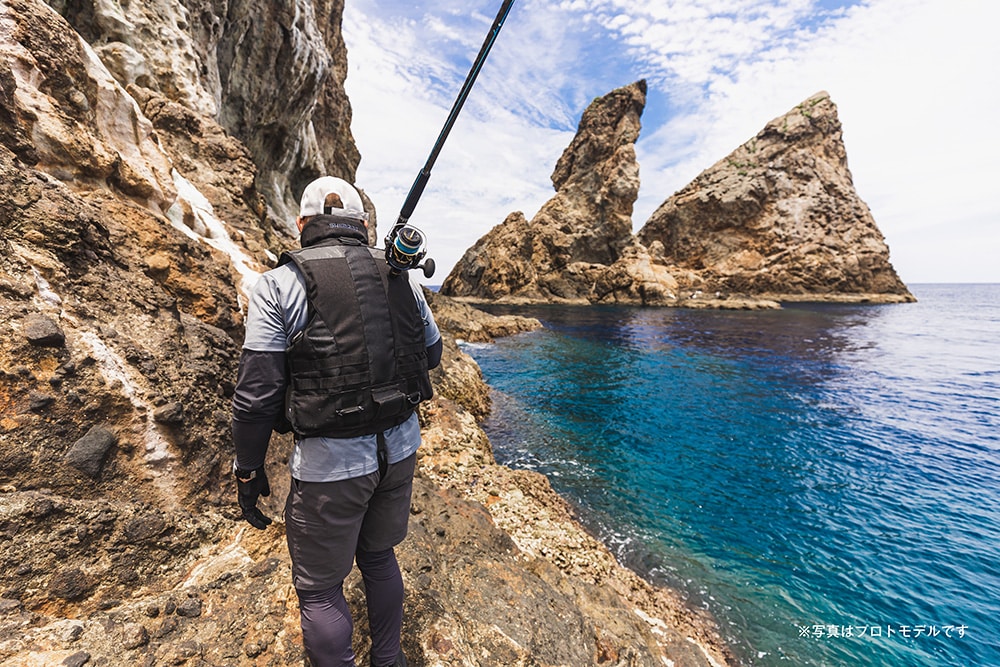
231 349 287 470
427 336 443 370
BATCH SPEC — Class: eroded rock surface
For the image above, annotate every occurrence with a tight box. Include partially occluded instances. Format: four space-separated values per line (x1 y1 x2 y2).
637 91 913 302
441 81 646 302
443 86 911 307
46 0 360 230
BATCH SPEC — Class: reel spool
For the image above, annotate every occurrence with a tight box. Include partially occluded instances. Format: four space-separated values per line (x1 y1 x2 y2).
386 225 436 278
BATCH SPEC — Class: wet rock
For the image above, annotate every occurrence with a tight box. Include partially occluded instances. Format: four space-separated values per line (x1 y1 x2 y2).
64 426 117 478
24 314 65 347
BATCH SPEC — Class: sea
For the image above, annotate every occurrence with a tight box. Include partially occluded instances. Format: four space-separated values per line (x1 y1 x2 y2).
460 284 1000 666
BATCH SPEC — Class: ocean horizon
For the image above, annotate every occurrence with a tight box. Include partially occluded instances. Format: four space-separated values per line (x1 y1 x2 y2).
463 283 999 666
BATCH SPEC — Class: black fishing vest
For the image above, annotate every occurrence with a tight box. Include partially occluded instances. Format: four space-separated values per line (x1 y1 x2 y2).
278 233 433 439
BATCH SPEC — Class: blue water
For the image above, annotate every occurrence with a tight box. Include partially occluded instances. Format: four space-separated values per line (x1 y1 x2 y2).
464 284 1000 666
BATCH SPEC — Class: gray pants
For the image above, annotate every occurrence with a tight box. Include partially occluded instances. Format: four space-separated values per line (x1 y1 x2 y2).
285 452 416 666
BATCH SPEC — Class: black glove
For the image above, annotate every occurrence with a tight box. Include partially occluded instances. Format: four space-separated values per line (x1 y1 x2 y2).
234 465 272 529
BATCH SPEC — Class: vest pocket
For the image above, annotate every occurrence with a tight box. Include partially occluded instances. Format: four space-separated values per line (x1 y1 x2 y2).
371 385 408 420
287 386 372 435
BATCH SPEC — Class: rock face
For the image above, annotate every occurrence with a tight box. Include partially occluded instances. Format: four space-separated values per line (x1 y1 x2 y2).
47 0 360 230
638 91 913 301
444 87 911 307
1 2 732 665
441 80 646 301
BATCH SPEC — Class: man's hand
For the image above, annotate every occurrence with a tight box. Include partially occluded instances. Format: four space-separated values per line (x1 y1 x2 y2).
235 466 272 529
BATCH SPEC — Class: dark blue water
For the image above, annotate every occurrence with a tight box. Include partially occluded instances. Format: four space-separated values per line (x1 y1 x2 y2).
464 284 1000 666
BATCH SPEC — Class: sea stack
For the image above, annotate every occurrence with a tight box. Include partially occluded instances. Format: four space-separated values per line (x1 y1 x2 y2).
440 80 647 301
637 91 914 302
445 87 912 307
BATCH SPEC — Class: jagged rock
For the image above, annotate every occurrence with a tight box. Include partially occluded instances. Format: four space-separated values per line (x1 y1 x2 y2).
0 0 176 210
46 0 360 229
47 567 93 601
444 85 909 307
637 91 913 301
424 289 542 343
151 402 184 425
442 81 646 301
63 426 117 477
128 85 278 262
592 241 679 305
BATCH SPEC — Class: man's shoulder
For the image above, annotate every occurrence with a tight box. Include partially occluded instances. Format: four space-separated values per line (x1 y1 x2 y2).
247 261 305 311
259 260 302 286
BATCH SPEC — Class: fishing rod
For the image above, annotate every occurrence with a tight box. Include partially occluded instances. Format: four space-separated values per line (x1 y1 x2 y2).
384 0 516 278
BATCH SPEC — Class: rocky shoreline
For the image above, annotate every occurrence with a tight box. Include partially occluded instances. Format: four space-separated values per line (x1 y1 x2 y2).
0 291 736 667
414 293 736 666
1 2 911 663
439 290 913 312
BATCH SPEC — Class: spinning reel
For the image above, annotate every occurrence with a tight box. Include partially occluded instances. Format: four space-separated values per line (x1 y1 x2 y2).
385 225 436 278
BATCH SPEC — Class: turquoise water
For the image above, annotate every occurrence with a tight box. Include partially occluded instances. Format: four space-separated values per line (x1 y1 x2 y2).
465 284 1000 666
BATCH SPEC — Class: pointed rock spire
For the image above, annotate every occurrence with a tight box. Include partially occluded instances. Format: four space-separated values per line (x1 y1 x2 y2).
637 91 912 301
441 80 647 301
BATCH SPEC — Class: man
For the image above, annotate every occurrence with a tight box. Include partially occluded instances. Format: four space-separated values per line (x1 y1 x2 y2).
231 176 442 667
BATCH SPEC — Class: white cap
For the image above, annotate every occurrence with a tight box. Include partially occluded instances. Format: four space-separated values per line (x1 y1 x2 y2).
298 176 367 220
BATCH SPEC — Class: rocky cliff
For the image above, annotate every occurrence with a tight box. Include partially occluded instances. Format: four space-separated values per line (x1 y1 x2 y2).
47 0 361 231
1 1 732 665
442 88 911 307
636 92 912 302
441 81 646 302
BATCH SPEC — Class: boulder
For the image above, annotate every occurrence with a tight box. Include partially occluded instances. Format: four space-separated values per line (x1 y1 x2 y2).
64 425 117 478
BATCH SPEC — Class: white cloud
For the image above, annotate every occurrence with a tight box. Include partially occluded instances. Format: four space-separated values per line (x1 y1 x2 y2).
345 0 1000 284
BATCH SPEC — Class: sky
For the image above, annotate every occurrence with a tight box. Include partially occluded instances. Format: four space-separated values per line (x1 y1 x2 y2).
341 0 1000 285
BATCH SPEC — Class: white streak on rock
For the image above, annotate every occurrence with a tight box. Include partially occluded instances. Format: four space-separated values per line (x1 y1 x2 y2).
30 266 62 308
76 331 173 466
180 527 254 589
166 170 262 300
